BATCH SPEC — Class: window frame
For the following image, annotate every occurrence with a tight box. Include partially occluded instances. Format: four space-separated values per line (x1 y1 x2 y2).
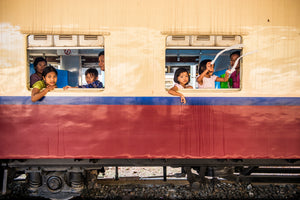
165 35 243 91
27 34 105 91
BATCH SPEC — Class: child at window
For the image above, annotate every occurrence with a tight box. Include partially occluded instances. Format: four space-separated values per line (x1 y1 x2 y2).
31 66 57 102
229 51 241 88
168 67 193 104
197 59 230 89
30 57 47 87
63 68 104 90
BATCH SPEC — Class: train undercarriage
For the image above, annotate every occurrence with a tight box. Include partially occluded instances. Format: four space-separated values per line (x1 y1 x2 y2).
1 159 300 199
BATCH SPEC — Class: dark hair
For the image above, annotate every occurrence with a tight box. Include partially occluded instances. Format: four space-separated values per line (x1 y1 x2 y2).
198 59 212 74
42 66 57 77
85 68 98 78
33 57 47 71
230 51 240 58
173 67 190 85
98 51 104 57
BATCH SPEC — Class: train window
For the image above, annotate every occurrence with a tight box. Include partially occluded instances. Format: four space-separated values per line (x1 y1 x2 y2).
27 35 105 89
165 35 242 90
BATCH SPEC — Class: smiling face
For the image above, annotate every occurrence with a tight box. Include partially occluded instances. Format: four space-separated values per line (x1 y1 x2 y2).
98 55 105 71
177 72 189 86
43 71 57 86
85 73 98 84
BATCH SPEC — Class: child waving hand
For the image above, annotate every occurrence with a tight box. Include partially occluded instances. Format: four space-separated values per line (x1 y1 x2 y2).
197 59 230 89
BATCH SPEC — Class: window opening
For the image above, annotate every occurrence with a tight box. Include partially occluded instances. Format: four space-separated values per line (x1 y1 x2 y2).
27 35 104 89
165 35 242 90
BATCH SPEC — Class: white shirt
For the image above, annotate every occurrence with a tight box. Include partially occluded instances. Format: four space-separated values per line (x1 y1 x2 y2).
100 70 105 87
174 83 191 89
197 75 217 89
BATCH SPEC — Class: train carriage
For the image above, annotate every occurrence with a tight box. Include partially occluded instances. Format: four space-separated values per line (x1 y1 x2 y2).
0 0 300 198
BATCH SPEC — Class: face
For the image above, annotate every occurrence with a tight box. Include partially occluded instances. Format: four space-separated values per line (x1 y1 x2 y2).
36 61 47 74
43 71 57 86
85 73 97 84
177 72 189 85
206 61 214 75
98 55 105 71
230 54 240 69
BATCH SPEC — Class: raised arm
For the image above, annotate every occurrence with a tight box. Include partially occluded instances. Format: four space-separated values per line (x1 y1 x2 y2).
197 63 214 85
215 70 230 82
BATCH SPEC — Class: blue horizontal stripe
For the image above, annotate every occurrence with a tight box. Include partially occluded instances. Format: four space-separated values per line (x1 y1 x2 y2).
0 96 300 106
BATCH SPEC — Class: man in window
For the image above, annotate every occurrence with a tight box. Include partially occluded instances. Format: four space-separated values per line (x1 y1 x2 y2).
98 51 105 87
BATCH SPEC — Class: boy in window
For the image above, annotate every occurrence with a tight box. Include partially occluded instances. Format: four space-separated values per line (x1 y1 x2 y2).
63 68 103 89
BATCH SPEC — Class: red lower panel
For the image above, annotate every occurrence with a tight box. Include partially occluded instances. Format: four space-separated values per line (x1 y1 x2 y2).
0 105 299 159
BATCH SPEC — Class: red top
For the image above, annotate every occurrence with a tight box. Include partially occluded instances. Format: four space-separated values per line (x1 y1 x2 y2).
230 71 240 88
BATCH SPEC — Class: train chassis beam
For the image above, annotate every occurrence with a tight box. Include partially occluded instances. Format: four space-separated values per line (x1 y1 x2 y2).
3 159 300 168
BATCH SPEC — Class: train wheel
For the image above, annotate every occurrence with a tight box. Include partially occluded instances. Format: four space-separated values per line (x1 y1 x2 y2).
27 171 83 199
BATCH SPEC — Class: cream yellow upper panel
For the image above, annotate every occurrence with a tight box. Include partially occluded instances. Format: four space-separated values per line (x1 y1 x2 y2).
0 0 299 97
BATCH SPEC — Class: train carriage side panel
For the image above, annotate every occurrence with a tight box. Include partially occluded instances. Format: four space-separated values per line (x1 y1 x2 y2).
0 0 299 160
0 96 299 159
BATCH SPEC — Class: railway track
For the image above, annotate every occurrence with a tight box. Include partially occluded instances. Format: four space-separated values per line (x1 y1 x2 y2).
81 175 300 200
70 166 300 199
